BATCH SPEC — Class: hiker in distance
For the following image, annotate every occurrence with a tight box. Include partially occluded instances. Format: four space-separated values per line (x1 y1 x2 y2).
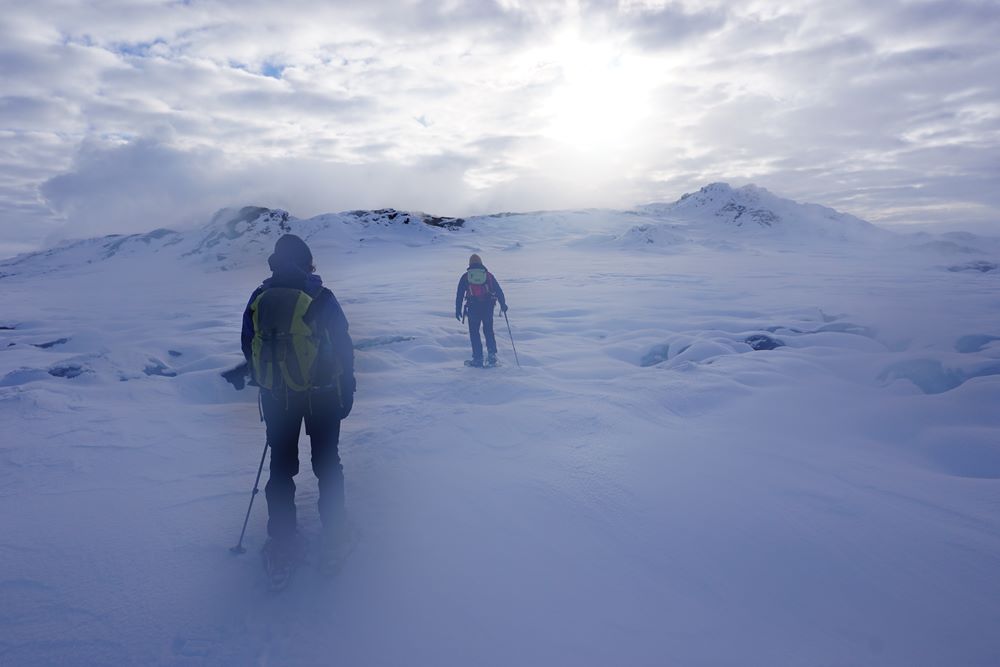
455 253 508 368
241 234 356 586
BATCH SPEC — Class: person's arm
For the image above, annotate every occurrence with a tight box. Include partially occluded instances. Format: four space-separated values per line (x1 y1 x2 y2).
323 290 356 414
241 287 263 361
455 274 468 319
491 275 507 312
329 298 354 391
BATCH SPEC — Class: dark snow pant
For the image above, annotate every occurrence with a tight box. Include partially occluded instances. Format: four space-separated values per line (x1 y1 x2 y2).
261 389 344 542
467 302 497 361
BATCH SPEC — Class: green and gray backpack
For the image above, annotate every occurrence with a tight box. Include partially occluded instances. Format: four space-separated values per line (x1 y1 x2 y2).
250 287 338 392
466 267 494 302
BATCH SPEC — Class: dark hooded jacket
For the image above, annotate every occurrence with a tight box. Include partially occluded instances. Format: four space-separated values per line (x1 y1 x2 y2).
241 256 356 403
455 261 507 315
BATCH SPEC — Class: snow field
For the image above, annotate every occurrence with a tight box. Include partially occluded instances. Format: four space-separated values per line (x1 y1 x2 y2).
1 198 1000 665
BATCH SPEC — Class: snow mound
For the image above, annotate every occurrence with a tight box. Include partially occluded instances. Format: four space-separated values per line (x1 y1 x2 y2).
0 229 183 279
614 223 689 249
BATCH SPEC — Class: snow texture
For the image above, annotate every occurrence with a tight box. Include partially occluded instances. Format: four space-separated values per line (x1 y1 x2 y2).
2 184 1000 666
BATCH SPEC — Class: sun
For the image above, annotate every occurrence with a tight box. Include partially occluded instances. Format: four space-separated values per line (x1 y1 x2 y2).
538 34 654 153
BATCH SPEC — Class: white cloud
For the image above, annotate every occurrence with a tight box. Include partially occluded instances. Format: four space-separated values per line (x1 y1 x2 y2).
1 0 999 251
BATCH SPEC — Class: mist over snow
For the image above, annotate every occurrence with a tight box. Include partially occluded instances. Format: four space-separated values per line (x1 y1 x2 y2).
3 184 1000 665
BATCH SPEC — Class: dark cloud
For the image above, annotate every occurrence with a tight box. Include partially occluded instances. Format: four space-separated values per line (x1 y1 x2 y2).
878 47 966 69
37 138 485 236
407 0 535 37
623 3 729 50
0 96 73 131
466 135 536 154
40 139 226 235
217 88 374 118
893 0 1000 30
0 49 50 79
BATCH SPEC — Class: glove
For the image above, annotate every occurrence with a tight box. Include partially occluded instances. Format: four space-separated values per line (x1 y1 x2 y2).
456 311 462 321
339 395 353 420
500 303 508 313
221 361 249 390
338 375 355 419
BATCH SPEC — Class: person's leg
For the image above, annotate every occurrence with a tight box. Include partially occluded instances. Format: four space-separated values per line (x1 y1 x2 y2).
467 307 484 362
483 307 498 356
305 398 345 532
261 390 304 542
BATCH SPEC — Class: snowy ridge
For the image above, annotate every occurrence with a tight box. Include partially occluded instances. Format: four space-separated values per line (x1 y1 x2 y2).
184 206 294 257
612 222 690 249
0 228 183 278
0 205 465 277
344 208 465 229
3 183 998 279
181 206 464 269
0 182 952 279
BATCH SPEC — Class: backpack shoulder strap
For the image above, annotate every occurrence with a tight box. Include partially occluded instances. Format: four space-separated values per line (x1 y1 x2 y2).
303 288 331 326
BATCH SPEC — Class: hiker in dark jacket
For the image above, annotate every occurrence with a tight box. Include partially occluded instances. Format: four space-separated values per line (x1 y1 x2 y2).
241 234 355 580
455 253 507 367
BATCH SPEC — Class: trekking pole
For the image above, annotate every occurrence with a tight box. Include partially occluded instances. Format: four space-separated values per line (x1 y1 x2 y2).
502 310 521 368
230 439 269 554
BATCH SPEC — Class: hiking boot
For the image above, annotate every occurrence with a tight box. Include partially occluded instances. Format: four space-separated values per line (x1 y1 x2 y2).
465 358 484 368
486 353 497 367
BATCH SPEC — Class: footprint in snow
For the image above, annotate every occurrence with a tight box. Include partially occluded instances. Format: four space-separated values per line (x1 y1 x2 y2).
144 358 177 377
955 335 1000 354
33 337 69 349
925 437 1000 479
354 335 416 350
878 359 1000 394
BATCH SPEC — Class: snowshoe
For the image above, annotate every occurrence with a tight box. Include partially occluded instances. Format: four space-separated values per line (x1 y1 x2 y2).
319 521 359 578
485 353 499 367
261 535 305 591
464 358 484 368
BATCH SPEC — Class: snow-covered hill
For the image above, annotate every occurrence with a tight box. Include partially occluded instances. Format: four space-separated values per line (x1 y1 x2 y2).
2 184 1000 666
636 182 887 241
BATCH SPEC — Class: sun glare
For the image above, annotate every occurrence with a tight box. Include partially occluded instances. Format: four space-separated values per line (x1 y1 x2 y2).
539 35 654 153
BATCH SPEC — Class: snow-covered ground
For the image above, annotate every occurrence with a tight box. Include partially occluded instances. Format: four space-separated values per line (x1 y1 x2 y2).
2 184 1000 666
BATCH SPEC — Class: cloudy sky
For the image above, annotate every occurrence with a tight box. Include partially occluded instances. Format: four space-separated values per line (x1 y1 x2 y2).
2 0 999 255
